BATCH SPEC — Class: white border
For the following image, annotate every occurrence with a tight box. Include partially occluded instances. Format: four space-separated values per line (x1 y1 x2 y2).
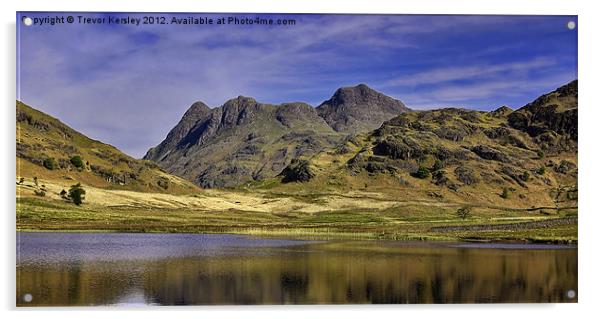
2 0 601 318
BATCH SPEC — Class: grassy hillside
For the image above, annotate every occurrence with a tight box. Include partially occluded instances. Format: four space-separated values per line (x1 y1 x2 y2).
17 177 576 243
243 83 578 212
16 101 200 194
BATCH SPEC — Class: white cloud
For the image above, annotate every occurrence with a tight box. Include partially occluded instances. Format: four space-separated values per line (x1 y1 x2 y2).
385 57 556 87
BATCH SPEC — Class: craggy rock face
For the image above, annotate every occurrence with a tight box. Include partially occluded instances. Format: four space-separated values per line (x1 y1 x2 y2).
144 85 410 188
144 81 576 192
316 84 410 134
508 80 577 141
278 159 315 183
339 81 577 195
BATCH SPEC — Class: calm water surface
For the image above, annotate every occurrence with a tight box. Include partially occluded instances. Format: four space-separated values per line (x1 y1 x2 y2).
16 232 577 305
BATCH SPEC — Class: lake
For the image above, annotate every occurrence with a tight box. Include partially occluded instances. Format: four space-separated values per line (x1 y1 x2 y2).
16 232 577 306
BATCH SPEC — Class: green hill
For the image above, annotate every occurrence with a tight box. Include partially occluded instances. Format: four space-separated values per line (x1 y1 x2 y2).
16 101 200 194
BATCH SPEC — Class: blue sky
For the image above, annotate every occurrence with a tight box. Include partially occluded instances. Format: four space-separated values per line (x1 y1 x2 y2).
17 13 577 158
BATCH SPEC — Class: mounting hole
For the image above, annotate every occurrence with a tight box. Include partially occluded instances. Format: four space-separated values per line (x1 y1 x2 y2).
22 17 33 26
567 21 576 30
23 293 33 302
567 290 576 299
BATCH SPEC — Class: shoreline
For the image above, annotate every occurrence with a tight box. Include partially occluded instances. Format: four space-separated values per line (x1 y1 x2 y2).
16 228 578 245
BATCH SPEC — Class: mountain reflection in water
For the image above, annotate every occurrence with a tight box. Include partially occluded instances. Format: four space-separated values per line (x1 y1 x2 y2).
17 233 577 305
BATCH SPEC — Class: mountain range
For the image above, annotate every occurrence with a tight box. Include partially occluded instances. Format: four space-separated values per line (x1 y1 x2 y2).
144 81 577 203
143 84 410 187
16 80 577 209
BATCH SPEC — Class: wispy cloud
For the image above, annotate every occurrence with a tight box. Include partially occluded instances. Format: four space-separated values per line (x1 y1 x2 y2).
385 57 556 87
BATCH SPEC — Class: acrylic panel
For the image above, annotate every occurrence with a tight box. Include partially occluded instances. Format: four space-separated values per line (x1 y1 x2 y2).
16 12 578 306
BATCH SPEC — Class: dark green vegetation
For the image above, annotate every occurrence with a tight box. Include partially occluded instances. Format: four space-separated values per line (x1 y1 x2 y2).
42 157 56 170
69 155 85 169
16 81 578 243
68 183 86 206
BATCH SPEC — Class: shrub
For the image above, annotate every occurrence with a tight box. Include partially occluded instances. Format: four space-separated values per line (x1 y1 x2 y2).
520 171 530 182
157 177 170 190
501 187 510 199
431 160 444 172
537 150 545 159
43 157 56 170
18 177 24 185
70 155 85 169
34 189 46 197
33 176 38 187
412 166 431 179
456 206 471 219
68 183 86 205
536 166 546 175
60 189 67 199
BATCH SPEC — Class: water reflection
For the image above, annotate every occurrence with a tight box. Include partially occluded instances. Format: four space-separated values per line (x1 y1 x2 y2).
17 233 577 305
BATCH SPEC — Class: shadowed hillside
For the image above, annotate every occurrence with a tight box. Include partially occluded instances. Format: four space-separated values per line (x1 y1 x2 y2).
145 84 411 188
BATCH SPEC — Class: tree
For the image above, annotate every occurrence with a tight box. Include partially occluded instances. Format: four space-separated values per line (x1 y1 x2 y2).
33 176 38 187
60 189 67 199
18 177 24 185
43 157 56 170
501 187 510 199
70 155 85 169
68 183 86 205
456 206 472 219
412 166 431 179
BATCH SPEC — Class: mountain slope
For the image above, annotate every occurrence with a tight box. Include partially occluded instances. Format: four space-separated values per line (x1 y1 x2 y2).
145 85 410 188
16 101 199 194
252 81 578 210
508 80 577 150
144 97 344 188
316 84 411 134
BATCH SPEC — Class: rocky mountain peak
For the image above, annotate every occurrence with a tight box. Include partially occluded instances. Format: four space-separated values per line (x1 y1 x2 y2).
183 101 211 118
329 84 388 107
316 84 411 134
219 96 260 127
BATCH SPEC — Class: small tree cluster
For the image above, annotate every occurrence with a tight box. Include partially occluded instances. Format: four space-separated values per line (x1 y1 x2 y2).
68 183 86 205
456 206 472 219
